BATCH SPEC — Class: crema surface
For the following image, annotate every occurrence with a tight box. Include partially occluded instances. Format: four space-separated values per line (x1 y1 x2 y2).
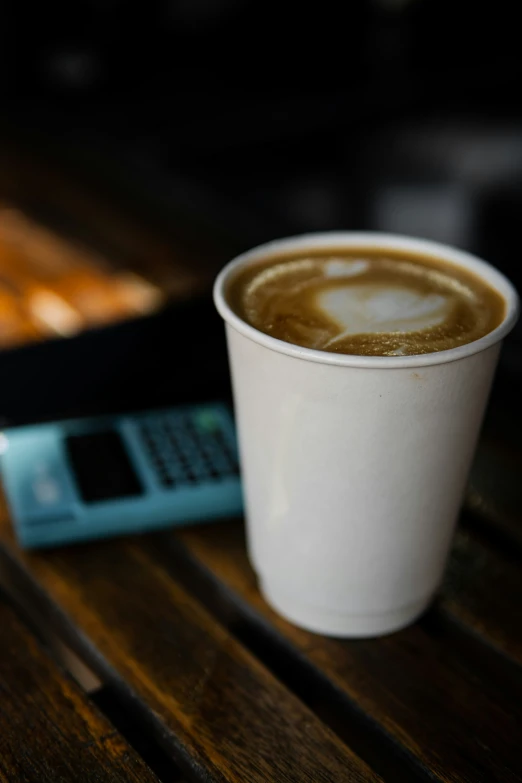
227 249 505 356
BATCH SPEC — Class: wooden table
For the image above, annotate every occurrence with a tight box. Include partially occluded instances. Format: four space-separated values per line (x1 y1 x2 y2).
0 144 521 782
0 407 521 783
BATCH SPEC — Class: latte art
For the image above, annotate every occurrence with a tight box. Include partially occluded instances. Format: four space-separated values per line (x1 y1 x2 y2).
319 287 449 349
227 248 505 356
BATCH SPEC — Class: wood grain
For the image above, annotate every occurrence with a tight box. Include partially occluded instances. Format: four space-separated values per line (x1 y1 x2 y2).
0 591 160 783
442 527 522 665
466 437 522 547
0 509 380 783
174 521 522 783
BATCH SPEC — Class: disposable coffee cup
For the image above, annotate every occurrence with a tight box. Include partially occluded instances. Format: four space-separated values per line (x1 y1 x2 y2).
214 233 519 637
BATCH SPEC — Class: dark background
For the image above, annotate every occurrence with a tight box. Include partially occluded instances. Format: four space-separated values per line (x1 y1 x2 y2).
1 0 522 423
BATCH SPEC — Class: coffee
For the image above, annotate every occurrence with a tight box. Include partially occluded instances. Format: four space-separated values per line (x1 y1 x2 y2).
227 248 505 356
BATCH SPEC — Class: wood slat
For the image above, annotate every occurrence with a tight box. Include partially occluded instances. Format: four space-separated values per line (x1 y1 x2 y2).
466 437 522 546
173 521 522 783
0 591 159 783
0 511 380 783
442 527 522 665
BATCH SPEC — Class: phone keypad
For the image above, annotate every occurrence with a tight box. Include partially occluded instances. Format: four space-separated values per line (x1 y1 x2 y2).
138 410 239 488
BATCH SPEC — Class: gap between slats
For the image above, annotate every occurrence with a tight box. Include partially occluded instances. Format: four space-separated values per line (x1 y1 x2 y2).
163 520 522 783
0 537 387 783
0 578 186 783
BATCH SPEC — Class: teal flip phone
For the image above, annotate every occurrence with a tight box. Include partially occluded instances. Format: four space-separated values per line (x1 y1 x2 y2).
0 403 243 549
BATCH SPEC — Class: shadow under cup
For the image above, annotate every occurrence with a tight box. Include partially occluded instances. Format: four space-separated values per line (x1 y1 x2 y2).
214 232 519 638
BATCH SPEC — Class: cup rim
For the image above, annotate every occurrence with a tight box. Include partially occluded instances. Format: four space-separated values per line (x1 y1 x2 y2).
213 231 520 369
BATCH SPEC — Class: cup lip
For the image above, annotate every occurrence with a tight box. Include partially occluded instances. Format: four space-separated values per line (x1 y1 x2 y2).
213 231 520 369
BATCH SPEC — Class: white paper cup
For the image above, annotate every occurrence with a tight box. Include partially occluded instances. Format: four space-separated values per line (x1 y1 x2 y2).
214 233 519 638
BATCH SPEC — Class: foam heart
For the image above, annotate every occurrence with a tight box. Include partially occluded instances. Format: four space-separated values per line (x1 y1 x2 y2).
318 284 450 340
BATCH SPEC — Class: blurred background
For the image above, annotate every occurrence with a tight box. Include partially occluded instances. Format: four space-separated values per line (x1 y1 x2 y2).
1 0 521 424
